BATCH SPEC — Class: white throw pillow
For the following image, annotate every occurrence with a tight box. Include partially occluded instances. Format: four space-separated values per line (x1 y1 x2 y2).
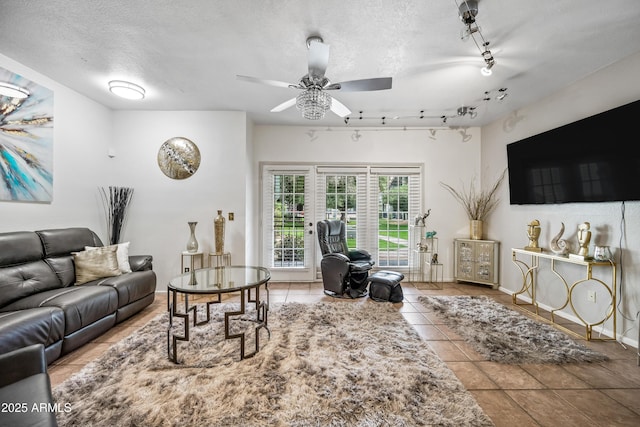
85 242 132 273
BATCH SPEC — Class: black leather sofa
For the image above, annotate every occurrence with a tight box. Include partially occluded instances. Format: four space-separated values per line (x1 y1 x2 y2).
0 344 57 427
0 227 156 364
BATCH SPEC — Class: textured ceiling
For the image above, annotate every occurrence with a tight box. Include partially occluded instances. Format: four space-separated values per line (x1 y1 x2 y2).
1 0 639 127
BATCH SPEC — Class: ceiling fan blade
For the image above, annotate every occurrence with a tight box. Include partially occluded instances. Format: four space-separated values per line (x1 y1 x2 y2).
236 75 298 89
270 98 297 113
326 77 392 92
330 97 351 117
308 40 330 80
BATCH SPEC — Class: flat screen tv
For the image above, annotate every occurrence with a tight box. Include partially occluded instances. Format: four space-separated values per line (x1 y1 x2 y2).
507 99 640 204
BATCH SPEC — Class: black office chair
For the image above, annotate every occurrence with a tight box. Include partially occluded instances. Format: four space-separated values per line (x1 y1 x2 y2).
317 219 375 298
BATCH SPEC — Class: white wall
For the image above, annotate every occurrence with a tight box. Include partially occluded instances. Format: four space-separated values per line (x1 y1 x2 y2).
2 47 639 344
110 111 250 291
484 52 640 345
0 54 112 232
251 125 484 279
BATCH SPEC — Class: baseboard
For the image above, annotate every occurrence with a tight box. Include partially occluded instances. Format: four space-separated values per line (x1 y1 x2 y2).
498 287 639 351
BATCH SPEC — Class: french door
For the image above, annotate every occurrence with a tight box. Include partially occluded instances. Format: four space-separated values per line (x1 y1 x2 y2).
261 164 421 281
261 166 316 281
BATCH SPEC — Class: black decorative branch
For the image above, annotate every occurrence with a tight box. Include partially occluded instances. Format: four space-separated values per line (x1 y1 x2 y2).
100 186 134 245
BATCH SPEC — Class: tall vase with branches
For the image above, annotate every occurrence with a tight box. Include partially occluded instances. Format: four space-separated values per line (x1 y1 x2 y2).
440 170 506 239
100 186 134 245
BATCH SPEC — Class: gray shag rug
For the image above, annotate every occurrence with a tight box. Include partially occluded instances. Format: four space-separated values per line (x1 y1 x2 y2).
418 296 609 364
53 301 494 426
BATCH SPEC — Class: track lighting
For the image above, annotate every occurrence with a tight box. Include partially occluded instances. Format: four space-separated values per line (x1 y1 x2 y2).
455 1 497 76
457 106 477 119
458 0 478 24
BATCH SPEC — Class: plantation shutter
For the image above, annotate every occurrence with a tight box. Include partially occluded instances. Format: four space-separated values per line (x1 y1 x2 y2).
315 166 369 249
261 167 312 269
368 166 422 266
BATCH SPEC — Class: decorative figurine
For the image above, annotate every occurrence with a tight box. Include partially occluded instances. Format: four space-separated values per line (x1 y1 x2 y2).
576 222 592 257
524 219 542 252
414 209 431 226
549 222 570 255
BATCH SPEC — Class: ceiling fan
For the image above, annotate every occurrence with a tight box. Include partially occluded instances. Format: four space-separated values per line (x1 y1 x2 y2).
236 36 392 120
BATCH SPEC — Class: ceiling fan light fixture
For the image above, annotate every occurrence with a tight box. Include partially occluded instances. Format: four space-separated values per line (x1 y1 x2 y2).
296 87 332 120
0 82 30 99
108 80 145 100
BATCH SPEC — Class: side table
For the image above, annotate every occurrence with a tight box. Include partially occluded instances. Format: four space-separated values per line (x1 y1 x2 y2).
208 252 231 268
181 251 204 273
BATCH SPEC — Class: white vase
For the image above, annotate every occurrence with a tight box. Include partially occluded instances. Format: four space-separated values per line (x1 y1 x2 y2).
186 222 198 253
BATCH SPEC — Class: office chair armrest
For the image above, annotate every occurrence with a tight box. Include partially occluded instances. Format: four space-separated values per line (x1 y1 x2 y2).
323 252 350 263
348 249 373 262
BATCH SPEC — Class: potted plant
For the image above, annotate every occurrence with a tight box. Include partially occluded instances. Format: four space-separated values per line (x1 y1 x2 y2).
439 170 506 239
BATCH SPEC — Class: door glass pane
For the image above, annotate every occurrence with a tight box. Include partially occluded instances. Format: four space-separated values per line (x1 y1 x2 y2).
377 175 409 267
272 173 305 267
323 174 358 249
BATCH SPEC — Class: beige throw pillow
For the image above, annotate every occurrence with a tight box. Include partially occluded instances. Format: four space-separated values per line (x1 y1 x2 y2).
85 242 132 273
73 246 121 285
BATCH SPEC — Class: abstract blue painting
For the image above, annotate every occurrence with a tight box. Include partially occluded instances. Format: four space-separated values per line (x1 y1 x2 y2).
0 67 53 202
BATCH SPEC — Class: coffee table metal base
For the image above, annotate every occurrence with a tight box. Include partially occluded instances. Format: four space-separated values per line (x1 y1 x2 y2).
167 285 269 363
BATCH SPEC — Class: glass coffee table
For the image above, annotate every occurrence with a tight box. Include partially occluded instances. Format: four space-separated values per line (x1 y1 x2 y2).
167 265 270 363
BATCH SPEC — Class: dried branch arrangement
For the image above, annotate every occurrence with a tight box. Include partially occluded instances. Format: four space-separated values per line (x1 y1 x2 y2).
100 186 134 245
439 170 506 221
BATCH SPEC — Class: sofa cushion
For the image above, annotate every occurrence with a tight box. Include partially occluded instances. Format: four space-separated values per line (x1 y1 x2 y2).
45 256 75 287
73 247 121 285
0 261 62 308
0 308 65 354
94 270 157 308
0 287 118 336
0 231 44 267
36 227 102 258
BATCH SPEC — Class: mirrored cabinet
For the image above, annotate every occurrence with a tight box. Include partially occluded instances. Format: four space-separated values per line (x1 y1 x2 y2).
454 238 500 288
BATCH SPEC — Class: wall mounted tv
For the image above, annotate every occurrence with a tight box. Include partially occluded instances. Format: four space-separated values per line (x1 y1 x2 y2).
507 99 640 204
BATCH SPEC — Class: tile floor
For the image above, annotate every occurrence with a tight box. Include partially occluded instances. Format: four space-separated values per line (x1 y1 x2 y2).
49 281 640 426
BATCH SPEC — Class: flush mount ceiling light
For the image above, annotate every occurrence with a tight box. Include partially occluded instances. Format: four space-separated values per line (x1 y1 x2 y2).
456 0 496 76
108 80 145 100
0 82 30 99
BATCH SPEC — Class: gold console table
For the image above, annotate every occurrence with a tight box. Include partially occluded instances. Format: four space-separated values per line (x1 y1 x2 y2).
511 248 616 341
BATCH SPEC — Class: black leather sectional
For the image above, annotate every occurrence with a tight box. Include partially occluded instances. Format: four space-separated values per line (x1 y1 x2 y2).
0 227 156 364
